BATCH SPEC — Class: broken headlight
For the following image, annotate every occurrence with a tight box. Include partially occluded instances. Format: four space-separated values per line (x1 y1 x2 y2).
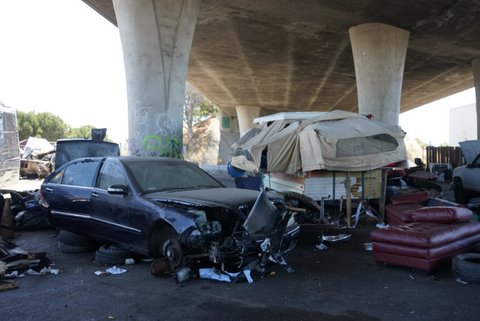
189 209 222 234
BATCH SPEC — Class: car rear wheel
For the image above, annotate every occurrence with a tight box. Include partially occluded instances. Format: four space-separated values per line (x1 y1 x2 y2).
453 178 468 204
57 230 99 253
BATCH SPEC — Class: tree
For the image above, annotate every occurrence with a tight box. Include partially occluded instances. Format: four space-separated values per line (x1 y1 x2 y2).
66 125 95 139
183 84 219 147
17 111 70 141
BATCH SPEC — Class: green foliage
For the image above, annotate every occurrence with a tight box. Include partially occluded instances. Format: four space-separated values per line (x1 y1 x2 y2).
16 111 100 142
66 125 95 139
184 84 219 143
17 111 70 141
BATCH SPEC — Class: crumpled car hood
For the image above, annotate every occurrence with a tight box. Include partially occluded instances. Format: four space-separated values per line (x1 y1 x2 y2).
143 187 261 210
459 140 480 163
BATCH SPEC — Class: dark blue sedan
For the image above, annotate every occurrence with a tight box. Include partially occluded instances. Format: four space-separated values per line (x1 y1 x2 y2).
40 157 299 272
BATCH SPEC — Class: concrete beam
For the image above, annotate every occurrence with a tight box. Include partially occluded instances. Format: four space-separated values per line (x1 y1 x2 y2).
235 106 260 137
113 0 199 156
349 23 410 125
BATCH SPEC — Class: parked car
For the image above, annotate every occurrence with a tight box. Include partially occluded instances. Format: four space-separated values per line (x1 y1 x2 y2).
40 156 299 272
452 141 480 203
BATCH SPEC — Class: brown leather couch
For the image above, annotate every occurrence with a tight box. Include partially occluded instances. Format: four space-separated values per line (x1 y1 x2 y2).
371 206 480 272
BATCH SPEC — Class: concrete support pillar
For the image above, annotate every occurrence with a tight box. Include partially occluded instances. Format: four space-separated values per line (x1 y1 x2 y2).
113 0 199 156
349 23 410 125
473 59 480 139
235 106 261 136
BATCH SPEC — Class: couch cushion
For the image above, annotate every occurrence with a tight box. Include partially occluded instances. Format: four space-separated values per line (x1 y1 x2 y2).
390 191 430 206
413 206 472 223
370 221 480 248
386 203 423 225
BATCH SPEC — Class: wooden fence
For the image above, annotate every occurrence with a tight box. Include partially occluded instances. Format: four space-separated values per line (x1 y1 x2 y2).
425 146 464 169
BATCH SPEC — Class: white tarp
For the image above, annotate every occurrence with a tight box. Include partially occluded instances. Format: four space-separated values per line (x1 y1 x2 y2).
231 110 406 175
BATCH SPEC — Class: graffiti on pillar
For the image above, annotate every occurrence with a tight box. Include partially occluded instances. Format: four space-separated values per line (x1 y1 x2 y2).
129 101 183 158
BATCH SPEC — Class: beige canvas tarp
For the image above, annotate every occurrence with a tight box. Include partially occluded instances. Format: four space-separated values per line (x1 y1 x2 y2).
231 110 406 175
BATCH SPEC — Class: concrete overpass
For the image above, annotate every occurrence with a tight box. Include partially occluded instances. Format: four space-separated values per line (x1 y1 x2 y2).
81 0 480 159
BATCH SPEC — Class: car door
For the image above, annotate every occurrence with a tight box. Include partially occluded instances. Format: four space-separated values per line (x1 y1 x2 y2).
42 158 101 233
90 159 143 246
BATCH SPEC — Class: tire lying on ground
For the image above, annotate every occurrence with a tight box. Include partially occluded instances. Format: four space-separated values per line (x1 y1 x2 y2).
95 244 136 265
57 230 99 253
452 253 480 283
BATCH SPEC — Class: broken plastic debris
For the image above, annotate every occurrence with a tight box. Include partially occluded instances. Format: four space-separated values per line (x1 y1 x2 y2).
322 234 351 243
455 278 469 285
243 270 253 284
315 243 328 251
199 268 232 283
94 271 109 277
106 266 127 275
25 266 60 276
363 243 372 251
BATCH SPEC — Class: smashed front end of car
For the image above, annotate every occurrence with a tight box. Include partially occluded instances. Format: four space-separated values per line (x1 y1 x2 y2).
166 190 300 275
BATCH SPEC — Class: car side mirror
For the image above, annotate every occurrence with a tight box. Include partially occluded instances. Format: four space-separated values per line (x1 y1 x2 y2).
107 184 129 195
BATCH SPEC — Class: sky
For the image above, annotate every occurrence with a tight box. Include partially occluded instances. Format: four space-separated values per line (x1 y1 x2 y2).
0 0 128 143
0 0 476 146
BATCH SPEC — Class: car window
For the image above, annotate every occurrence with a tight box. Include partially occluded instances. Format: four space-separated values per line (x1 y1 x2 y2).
97 161 128 190
62 159 100 187
125 161 222 193
49 169 64 184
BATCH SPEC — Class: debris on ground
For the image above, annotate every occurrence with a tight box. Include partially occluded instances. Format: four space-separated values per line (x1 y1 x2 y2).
0 236 58 291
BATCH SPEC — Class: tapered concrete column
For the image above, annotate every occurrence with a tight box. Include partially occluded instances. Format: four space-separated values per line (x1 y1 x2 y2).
113 0 199 156
349 23 410 125
236 106 261 136
473 59 480 139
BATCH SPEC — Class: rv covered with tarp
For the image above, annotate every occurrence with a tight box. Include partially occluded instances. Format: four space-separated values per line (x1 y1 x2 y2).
231 110 407 176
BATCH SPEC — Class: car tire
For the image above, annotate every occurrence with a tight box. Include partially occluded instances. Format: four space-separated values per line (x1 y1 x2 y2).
57 230 98 253
452 253 480 284
160 237 183 270
94 244 135 265
58 241 98 254
453 178 468 204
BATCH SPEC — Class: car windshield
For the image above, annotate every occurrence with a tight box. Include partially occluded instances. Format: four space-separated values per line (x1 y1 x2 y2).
124 160 223 193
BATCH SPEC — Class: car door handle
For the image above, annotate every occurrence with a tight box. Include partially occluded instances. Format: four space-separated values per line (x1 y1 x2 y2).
45 187 54 193
91 192 99 198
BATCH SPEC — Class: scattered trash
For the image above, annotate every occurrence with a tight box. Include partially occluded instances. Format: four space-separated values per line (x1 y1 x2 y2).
26 266 59 276
199 268 232 283
455 277 469 285
94 271 109 277
0 279 19 292
408 274 415 280
175 267 193 284
105 266 127 275
363 243 372 251
315 243 328 251
376 223 389 229
125 258 135 265
243 270 253 284
322 234 351 243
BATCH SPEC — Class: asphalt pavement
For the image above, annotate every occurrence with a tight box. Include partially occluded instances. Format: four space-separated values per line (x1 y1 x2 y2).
1 176 479 321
